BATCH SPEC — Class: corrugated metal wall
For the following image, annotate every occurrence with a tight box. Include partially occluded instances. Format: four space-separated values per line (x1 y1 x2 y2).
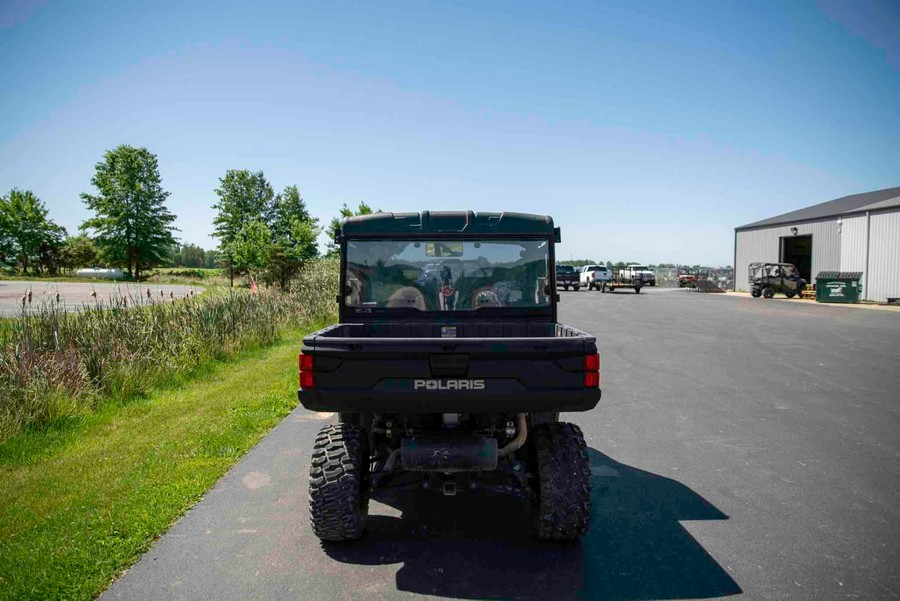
734 217 842 291
866 208 900 302
840 214 868 273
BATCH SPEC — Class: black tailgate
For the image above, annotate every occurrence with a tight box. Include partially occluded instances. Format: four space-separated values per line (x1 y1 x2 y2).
297 326 600 413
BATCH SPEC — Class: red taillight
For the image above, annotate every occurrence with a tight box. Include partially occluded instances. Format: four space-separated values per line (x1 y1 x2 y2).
300 371 315 389
299 353 314 389
583 353 600 388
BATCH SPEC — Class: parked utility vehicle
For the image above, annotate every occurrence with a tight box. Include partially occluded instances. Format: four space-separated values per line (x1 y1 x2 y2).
749 262 806 298
298 211 600 542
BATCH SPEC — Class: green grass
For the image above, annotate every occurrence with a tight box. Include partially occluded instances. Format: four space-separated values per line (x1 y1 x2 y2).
0 332 316 600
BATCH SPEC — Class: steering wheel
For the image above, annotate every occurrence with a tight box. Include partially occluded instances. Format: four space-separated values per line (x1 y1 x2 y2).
471 287 502 308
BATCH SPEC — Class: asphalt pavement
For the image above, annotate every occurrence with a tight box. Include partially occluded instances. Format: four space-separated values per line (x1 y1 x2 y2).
0 281 202 316
103 287 900 600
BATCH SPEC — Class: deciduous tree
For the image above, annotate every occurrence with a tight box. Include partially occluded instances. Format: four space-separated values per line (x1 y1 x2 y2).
80 145 178 280
262 185 321 287
0 189 66 274
59 234 99 272
325 202 375 257
230 220 272 276
212 176 320 287
212 170 275 285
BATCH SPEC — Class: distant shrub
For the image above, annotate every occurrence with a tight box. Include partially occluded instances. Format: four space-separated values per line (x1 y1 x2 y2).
155 268 211 279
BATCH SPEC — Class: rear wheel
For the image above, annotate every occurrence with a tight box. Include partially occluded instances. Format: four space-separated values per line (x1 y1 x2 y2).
785 292 795 299
763 287 775 299
573 285 580 292
751 289 761 298
309 424 369 542
563 285 569 291
634 287 641 294
531 423 592 540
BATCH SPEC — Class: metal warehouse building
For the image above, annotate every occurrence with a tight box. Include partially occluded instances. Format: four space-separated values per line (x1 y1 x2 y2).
734 186 900 302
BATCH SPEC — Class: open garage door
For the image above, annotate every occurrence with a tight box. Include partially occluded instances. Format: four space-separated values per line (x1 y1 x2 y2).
780 235 812 281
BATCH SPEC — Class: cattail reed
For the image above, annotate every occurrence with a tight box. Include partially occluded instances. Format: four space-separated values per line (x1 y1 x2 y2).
0 258 339 440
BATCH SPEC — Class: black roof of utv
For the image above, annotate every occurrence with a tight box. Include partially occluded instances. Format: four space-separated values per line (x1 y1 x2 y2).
341 211 556 238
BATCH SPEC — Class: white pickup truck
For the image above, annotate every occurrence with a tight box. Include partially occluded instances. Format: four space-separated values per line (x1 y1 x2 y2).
579 264 611 291
628 264 656 286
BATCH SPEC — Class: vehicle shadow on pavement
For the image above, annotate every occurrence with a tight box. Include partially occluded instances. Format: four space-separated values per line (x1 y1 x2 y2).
323 448 742 600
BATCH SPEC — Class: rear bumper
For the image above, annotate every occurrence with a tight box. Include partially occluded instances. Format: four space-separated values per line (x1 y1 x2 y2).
298 389 601 413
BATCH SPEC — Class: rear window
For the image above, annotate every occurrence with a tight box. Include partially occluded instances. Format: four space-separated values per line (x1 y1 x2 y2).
345 238 551 312
557 265 575 273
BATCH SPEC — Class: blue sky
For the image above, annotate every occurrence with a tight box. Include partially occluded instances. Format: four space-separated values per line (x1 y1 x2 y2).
1 0 898 264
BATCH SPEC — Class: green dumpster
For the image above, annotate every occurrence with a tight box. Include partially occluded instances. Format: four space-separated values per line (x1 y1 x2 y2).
815 272 863 303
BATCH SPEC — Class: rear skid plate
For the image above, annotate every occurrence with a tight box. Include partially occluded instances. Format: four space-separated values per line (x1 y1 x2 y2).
400 435 498 472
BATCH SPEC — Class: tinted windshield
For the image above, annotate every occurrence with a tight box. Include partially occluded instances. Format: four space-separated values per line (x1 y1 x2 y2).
345 239 550 311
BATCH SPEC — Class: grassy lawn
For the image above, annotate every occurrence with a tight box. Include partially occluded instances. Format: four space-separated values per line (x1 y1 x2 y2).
0 331 314 600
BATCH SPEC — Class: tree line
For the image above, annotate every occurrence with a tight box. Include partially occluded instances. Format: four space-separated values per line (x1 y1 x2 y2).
1 144 372 285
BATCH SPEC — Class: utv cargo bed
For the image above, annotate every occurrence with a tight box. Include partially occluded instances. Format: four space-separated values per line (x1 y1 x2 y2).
298 322 601 414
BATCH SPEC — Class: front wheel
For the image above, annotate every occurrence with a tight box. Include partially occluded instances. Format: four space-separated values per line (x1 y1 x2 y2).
762 287 775 299
785 292 795 299
634 287 641 294
563 285 569 291
531 423 591 540
309 424 369 541
573 286 580 292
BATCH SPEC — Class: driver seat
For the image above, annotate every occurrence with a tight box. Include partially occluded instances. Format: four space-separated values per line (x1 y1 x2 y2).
386 286 427 310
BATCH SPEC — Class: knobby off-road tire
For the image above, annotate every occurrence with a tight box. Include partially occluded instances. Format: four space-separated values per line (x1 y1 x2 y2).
309 424 369 542
532 423 592 541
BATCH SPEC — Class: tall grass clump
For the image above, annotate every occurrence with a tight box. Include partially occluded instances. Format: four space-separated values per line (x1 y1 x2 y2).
0 257 339 440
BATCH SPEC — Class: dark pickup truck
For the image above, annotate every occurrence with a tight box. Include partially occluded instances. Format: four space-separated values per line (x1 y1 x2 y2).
298 211 601 542
556 264 580 291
